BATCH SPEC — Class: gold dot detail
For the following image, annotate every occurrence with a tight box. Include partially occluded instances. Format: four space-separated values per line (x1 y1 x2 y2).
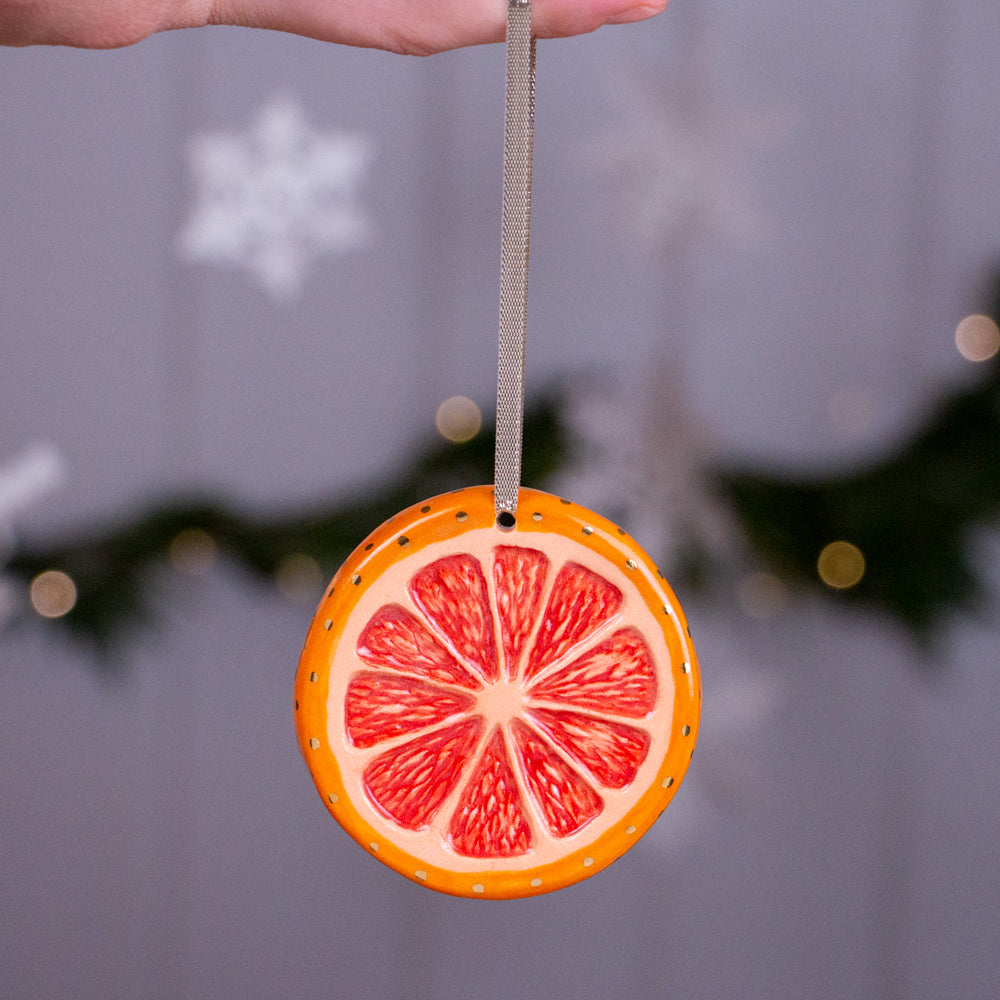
532 512 543 521
415 870 428 881
661 776 674 789
582 526 594 536
309 671 319 683
530 878 542 888
583 857 594 867
456 511 468 522
323 619 333 630
625 559 637 570
472 883 485 894
351 573 361 585
397 536 409 547
369 842 379 853
682 725 691 736
420 506 431 513
309 738 320 750
625 825 637 835
328 793 339 804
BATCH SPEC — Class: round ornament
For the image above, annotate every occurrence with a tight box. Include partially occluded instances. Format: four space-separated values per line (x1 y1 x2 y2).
294 486 700 899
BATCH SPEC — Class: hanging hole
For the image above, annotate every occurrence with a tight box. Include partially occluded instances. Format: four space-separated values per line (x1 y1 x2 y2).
496 511 517 531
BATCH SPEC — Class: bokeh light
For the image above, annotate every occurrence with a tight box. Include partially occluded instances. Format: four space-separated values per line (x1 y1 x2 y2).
737 571 788 620
954 314 1000 362
29 570 78 618
275 553 323 603
827 383 876 439
817 540 866 590
435 396 482 443
168 528 218 575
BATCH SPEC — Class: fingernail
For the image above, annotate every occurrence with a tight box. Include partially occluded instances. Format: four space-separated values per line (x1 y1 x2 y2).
607 4 664 25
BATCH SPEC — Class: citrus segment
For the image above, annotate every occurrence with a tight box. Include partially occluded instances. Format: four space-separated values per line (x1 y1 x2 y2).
345 671 476 750
362 717 484 830
449 728 532 858
492 545 550 680
295 485 701 900
523 706 650 790
523 561 622 681
509 718 603 836
357 604 482 690
408 553 499 683
527 627 657 718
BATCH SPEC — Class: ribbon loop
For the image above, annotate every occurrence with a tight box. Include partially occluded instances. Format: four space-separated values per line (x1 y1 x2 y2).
494 0 535 518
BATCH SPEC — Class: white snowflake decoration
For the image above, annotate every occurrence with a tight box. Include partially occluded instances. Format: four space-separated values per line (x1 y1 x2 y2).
589 39 786 257
551 371 784 850
179 96 374 300
551 366 734 569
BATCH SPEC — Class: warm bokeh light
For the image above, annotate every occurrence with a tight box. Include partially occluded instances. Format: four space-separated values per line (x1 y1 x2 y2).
827 383 876 438
435 396 482 443
737 571 788 619
955 314 1000 362
275 553 323 603
817 540 866 590
29 570 78 618
168 528 218 575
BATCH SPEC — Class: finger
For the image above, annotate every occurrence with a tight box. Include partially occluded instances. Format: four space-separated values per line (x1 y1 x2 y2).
206 0 503 55
206 0 668 56
532 0 668 40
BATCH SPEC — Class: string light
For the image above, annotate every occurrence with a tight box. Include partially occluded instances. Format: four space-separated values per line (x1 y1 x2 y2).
275 553 323 603
435 396 482 443
29 570 77 618
827 384 876 439
955 314 1000 362
817 541 865 590
737 571 788 619
168 528 217 575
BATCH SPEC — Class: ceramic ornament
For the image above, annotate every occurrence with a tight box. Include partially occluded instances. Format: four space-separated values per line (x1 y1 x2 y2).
294 1 700 899
295 486 699 898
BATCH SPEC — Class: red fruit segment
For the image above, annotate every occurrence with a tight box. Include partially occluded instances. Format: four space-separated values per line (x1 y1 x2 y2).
524 706 651 790
356 604 482 691
449 729 532 858
492 546 549 680
362 717 484 830
528 627 657 719
345 671 477 750
509 719 603 837
409 554 499 683
523 562 623 681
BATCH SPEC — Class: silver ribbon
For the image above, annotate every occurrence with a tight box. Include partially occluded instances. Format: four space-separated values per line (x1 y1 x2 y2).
494 0 536 521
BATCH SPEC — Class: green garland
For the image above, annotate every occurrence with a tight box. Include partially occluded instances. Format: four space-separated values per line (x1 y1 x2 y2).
713 353 1000 644
6 395 569 667
7 301 1000 665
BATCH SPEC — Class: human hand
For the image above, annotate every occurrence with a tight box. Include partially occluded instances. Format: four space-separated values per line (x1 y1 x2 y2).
1 0 668 52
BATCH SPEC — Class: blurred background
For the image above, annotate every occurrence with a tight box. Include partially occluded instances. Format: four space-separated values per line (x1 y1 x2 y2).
3 1 999 997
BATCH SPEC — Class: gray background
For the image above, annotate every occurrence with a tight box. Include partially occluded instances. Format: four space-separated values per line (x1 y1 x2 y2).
3 1 999 997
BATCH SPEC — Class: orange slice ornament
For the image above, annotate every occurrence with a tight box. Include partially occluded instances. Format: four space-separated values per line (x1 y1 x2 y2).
294 486 700 899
